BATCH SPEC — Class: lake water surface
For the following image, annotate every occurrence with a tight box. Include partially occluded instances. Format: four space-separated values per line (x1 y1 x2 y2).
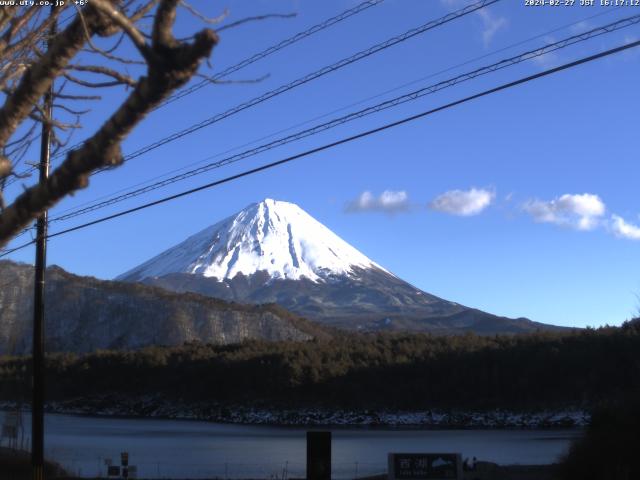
0 411 581 478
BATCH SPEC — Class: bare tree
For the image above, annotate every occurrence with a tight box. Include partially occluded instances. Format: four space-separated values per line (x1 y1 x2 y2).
0 0 220 248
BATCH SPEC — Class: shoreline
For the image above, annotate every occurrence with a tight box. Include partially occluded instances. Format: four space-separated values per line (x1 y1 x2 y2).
0 399 589 429
0 449 561 480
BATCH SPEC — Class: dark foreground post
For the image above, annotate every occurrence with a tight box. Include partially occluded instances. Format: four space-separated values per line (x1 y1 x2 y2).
32 10 55 480
31 94 51 480
307 431 331 480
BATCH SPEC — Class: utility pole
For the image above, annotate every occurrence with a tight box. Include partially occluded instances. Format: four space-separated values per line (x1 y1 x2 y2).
32 9 55 480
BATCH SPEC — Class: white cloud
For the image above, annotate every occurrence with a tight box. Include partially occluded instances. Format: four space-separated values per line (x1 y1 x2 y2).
346 190 410 213
569 21 590 35
531 36 560 68
531 51 558 68
428 188 494 216
522 193 606 231
610 215 640 241
440 0 507 47
475 7 508 47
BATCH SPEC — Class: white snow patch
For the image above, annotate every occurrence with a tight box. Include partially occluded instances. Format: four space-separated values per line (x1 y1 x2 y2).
119 199 388 283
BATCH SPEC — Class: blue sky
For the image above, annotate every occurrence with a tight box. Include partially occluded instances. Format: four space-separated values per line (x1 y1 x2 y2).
3 0 640 328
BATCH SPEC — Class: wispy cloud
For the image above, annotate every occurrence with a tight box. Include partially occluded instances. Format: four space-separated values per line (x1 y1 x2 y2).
531 36 560 68
345 190 410 214
428 188 494 216
475 7 508 47
346 187 640 242
569 20 590 35
440 0 507 47
610 215 640 240
521 193 640 241
522 193 606 231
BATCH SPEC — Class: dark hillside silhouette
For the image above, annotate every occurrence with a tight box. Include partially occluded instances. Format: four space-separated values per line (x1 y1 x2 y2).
1 320 638 411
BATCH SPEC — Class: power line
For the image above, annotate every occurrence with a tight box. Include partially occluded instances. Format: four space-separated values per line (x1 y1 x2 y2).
5 9 636 241
156 0 385 110
44 13 640 225
3 36 638 258
2 0 497 238
49 0 386 163
41 0 498 177
6 1 385 183
46 5 622 221
114 0 499 166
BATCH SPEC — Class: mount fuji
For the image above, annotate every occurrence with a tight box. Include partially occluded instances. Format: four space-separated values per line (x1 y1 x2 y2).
119 198 388 284
118 199 558 334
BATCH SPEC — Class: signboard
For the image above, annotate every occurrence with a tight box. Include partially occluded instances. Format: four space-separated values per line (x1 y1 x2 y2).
107 466 121 477
388 453 462 480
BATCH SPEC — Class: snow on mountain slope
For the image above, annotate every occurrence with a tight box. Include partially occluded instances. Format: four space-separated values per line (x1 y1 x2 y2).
118 199 388 283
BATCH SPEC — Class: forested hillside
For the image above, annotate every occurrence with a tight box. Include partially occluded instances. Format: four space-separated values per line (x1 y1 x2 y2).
1 321 638 412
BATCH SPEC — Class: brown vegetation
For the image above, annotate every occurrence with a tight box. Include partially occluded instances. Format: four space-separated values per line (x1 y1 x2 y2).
558 395 640 480
0 447 69 480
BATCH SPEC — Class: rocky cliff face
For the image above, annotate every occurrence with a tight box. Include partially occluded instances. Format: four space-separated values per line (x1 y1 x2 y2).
0 261 318 354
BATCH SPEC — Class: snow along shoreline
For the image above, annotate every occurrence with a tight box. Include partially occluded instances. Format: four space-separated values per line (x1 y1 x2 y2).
0 397 589 429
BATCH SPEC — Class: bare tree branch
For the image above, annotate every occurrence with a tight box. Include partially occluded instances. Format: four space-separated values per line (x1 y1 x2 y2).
0 3 111 149
180 1 228 25
81 45 146 65
53 103 91 116
5 121 37 150
63 71 130 88
102 31 126 54
0 156 10 178
29 108 81 130
152 0 179 48
130 0 160 23
54 92 102 101
0 0 218 246
217 13 296 33
67 64 137 87
0 8 17 33
90 0 150 60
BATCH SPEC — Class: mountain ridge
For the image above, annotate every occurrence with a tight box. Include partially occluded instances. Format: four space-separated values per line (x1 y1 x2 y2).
118 199 565 334
0 260 329 355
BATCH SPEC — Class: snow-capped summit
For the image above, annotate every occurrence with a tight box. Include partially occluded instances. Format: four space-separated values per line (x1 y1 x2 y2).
118 199 387 283
117 199 556 335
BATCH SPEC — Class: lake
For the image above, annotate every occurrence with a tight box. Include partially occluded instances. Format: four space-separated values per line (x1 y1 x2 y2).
0 411 581 478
